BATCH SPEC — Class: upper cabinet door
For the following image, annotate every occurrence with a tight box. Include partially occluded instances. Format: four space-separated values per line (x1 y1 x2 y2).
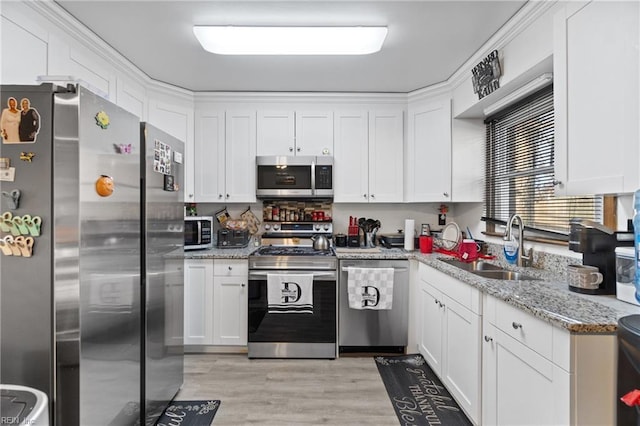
368 110 404 203
333 110 369 202
554 1 639 195
225 110 257 203
256 110 295 156
295 111 334 156
194 109 226 202
406 97 452 202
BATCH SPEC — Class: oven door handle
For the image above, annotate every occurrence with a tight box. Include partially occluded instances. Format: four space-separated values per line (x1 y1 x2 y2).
249 271 337 280
340 267 408 273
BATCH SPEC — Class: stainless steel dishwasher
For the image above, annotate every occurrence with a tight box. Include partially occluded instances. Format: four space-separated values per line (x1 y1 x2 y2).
338 259 409 353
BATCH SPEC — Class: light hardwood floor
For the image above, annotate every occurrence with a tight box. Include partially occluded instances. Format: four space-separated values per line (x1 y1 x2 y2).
176 353 399 425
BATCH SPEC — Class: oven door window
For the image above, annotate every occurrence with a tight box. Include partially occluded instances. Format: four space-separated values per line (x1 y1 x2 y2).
257 165 312 190
248 276 336 343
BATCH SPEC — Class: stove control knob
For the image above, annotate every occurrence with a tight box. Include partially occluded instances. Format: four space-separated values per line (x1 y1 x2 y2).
314 224 321 231
273 224 280 231
264 224 271 231
323 224 330 231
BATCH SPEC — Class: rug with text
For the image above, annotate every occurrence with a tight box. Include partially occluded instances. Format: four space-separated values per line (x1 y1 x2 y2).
375 354 472 426
155 400 220 426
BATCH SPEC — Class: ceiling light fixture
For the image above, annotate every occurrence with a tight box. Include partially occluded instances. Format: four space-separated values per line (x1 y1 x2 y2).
193 26 388 55
483 73 553 116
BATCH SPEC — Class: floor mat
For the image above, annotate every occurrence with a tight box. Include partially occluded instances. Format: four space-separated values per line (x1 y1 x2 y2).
375 353 472 426
156 400 220 426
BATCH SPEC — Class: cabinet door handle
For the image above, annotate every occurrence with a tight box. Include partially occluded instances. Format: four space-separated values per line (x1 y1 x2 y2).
188 193 193 198
241 283 245 287
512 322 523 330
434 299 439 305
226 194 229 199
553 180 563 186
363 194 368 198
443 192 449 197
228 266 233 270
218 194 223 199
289 147 294 152
297 147 301 152
484 335 493 343
370 194 375 198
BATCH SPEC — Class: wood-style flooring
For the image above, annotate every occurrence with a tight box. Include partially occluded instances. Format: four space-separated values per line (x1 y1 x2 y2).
176 353 399 425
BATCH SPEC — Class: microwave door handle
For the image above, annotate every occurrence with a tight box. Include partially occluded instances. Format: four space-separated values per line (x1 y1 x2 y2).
310 159 316 196
197 221 202 245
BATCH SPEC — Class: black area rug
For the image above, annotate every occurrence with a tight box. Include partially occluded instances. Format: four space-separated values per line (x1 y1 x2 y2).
155 401 220 426
375 354 472 426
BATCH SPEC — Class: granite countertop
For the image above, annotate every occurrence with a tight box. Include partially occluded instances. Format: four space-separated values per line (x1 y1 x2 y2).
184 244 259 259
183 244 640 333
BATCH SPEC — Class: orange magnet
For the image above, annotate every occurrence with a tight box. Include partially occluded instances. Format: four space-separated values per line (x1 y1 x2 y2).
95 175 114 197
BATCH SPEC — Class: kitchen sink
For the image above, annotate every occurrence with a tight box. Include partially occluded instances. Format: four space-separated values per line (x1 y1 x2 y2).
470 270 539 281
439 258 540 281
440 258 504 272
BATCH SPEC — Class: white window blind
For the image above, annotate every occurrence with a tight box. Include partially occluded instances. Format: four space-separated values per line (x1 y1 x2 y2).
484 86 602 235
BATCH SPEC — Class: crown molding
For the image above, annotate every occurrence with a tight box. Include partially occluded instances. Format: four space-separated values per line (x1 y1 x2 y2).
25 1 149 87
446 0 558 90
194 91 408 105
407 81 452 104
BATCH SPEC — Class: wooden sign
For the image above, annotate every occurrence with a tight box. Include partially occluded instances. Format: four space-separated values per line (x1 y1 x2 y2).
472 50 501 100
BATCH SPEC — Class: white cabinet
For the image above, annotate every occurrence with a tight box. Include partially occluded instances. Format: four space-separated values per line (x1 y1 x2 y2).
482 294 616 425
257 110 333 157
554 1 639 195
406 97 452 202
184 258 248 347
417 264 482 424
212 259 248 346
194 109 256 203
184 259 214 345
334 109 404 203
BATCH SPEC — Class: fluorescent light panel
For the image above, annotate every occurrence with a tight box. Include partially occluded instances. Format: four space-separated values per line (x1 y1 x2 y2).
193 26 388 55
483 73 553 116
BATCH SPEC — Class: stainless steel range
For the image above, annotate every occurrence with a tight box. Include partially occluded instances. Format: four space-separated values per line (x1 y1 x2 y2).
248 222 337 359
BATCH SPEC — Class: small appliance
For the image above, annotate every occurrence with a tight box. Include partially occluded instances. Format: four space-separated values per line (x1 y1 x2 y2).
184 216 213 250
256 155 333 199
568 218 633 294
616 247 638 306
217 228 250 248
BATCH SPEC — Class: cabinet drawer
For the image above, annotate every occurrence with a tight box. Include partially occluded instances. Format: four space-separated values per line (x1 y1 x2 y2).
419 263 481 314
495 299 553 360
213 259 248 276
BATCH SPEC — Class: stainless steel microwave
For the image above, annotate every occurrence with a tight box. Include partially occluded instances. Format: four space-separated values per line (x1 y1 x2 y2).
256 156 333 199
184 216 213 250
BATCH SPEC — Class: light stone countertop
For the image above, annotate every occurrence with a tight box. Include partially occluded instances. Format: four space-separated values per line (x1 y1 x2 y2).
182 244 640 333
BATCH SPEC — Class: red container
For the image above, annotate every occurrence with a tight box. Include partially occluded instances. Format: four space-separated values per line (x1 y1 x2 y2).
458 239 478 261
419 236 433 254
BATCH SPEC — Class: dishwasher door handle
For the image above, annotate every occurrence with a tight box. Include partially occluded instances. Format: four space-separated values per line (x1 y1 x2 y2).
340 267 408 273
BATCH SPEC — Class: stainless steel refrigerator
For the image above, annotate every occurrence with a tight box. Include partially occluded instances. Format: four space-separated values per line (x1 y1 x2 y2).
0 84 184 425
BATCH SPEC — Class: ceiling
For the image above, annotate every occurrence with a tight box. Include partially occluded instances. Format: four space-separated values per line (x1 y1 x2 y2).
56 1 526 93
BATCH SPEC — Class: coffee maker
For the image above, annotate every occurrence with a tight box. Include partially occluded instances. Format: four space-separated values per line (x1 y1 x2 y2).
568 218 633 294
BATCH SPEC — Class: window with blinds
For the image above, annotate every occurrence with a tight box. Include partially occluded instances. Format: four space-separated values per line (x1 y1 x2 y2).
483 85 602 236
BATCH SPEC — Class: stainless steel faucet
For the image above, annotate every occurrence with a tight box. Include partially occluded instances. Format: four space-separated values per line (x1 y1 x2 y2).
504 214 533 267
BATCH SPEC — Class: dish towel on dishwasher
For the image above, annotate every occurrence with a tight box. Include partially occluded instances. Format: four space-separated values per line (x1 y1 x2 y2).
347 267 394 310
267 273 314 314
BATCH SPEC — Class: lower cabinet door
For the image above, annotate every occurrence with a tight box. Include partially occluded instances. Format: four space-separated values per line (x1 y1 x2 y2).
213 276 248 345
184 259 214 345
442 296 481 424
418 282 444 372
483 325 569 425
